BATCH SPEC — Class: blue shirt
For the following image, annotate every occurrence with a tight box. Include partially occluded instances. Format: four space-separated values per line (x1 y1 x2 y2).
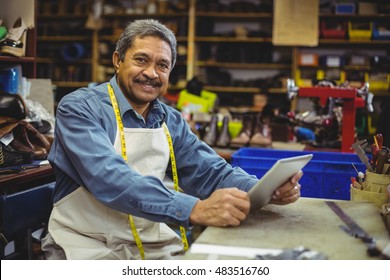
48 76 258 228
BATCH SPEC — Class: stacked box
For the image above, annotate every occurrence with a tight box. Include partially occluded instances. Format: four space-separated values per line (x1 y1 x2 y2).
231 148 367 200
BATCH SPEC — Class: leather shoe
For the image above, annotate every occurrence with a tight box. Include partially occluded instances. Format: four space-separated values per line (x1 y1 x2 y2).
249 113 272 147
0 92 27 119
230 115 253 148
0 142 32 167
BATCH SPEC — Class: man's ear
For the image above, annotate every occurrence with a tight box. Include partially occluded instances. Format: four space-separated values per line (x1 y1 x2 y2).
112 51 121 72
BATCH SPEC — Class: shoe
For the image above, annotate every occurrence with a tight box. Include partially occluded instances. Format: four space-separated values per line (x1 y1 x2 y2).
0 93 27 120
21 120 51 159
230 115 253 148
203 114 219 147
249 113 272 147
0 118 50 160
0 17 27 57
0 20 7 42
0 142 32 167
216 116 231 148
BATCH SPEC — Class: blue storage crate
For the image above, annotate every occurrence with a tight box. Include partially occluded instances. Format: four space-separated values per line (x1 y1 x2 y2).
335 3 355 15
372 22 390 40
231 148 367 200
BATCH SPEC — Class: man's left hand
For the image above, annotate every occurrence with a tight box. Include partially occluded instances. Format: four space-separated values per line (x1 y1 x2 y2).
269 170 303 205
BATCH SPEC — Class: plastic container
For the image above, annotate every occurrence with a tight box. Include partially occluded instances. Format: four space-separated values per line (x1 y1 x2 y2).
0 65 22 94
348 22 373 40
319 55 345 67
295 68 316 87
372 22 390 40
364 72 390 91
320 21 347 39
335 3 355 15
231 147 367 200
176 89 217 113
298 53 319 66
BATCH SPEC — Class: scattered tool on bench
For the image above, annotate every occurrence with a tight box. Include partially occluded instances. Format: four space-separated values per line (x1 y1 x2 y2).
325 201 390 259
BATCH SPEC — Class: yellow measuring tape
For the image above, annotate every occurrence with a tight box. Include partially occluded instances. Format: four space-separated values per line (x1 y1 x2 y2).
107 84 188 259
162 123 189 252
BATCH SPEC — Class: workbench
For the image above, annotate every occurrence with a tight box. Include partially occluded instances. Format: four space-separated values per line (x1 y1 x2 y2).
185 198 390 260
0 164 54 195
1 164 55 259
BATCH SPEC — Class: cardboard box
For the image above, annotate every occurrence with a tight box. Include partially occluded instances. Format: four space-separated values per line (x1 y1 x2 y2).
358 2 377 15
272 0 319 46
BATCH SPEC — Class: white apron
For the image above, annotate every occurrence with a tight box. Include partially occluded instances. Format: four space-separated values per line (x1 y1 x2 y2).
45 126 183 260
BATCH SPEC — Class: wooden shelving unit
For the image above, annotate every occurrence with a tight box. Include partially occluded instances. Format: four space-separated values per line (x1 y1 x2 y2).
32 0 389 112
0 0 37 79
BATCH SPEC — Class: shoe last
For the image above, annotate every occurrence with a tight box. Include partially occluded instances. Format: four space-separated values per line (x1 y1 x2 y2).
216 116 231 148
203 115 219 147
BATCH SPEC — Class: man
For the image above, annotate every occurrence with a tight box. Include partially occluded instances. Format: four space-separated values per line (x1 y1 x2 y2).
42 19 303 260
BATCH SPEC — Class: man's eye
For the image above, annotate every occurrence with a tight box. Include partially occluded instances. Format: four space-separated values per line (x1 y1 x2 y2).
134 57 146 63
159 63 170 70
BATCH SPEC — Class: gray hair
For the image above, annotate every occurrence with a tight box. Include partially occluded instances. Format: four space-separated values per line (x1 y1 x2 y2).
115 19 177 70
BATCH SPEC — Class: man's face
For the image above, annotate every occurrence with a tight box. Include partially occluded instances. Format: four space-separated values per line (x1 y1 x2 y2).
113 36 172 107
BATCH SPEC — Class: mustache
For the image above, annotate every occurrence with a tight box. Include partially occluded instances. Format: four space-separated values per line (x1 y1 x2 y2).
134 77 162 88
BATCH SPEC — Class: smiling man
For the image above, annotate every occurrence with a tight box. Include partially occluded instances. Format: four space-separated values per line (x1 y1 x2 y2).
41 19 303 260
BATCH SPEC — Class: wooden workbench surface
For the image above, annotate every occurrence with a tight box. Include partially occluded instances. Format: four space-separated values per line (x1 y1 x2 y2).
187 198 390 260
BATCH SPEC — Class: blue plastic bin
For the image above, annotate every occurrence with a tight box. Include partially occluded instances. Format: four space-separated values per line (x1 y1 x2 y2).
231 148 367 200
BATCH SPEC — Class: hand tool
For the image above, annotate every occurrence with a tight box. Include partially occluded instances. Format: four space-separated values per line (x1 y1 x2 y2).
357 82 374 113
376 148 389 174
325 201 390 259
351 139 374 172
189 243 327 260
351 163 364 184
375 134 383 149
371 143 379 169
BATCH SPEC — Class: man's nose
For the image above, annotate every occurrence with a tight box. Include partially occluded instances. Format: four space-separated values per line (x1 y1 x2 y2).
143 63 159 79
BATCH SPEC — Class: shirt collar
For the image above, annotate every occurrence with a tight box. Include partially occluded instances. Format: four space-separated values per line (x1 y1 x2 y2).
109 76 166 126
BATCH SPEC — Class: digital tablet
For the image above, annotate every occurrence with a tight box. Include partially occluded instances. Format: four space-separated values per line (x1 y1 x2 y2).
248 154 313 210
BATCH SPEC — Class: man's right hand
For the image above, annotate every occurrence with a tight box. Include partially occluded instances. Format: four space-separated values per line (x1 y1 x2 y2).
189 188 250 227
